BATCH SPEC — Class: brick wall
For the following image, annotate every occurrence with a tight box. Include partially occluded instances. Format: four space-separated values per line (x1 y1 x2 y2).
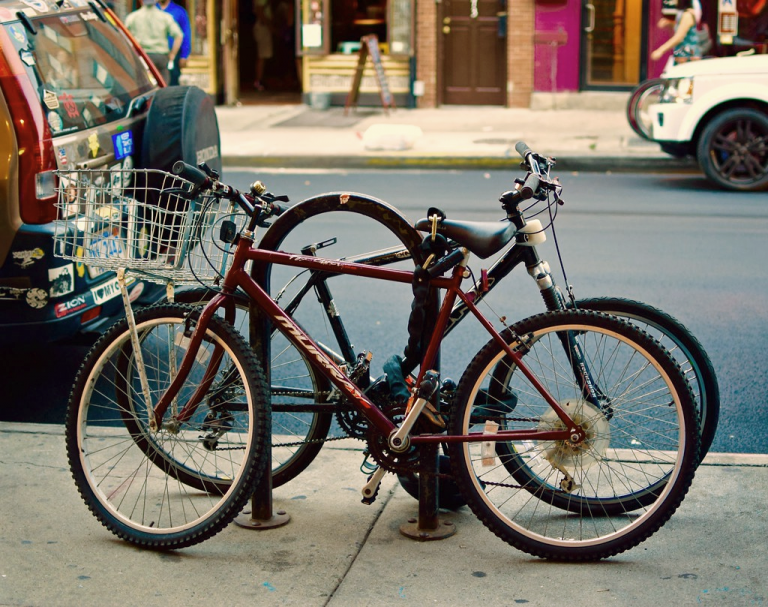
415 0 438 108
507 0 535 107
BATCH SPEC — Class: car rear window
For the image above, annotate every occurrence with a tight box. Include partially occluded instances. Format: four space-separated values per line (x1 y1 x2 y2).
2 8 154 136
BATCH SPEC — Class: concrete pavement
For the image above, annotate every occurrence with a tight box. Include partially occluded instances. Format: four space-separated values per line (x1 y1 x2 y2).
215 95 698 172
1 421 766 606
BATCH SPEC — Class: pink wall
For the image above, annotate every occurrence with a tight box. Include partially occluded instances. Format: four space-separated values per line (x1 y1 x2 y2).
534 0 581 91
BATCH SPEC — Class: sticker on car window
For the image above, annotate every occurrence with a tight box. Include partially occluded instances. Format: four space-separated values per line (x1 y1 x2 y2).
8 24 27 44
47 111 63 133
20 50 35 67
21 1 49 13
112 131 134 161
59 93 79 119
49 264 75 298
43 90 59 109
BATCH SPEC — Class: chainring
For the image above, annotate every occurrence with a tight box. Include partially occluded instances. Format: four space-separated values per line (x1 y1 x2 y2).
365 401 432 474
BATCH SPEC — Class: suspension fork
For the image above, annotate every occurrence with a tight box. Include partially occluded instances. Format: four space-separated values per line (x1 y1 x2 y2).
524 247 611 413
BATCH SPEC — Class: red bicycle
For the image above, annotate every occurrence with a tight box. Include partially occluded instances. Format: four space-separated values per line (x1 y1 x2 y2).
59 151 700 560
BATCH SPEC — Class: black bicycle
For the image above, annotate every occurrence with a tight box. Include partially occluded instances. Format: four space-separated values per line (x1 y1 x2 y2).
175 146 718 500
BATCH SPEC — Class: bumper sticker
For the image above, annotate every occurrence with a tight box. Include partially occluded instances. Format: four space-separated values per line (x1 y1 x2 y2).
54 295 87 318
48 264 75 297
26 288 48 309
112 130 134 161
13 248 45 268
91 277 121 305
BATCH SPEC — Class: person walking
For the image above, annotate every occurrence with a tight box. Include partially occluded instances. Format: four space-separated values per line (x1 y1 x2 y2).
651 0 702 67
159 0 192 86
125 0 184 85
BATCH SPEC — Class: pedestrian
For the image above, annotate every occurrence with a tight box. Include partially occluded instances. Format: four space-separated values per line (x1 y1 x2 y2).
651 0 701 67
125 0 184 85
158 0 192 86
252 0 273 91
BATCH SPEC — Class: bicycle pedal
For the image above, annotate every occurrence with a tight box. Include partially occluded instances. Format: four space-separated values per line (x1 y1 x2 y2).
421 402 446 430
361 467 386 505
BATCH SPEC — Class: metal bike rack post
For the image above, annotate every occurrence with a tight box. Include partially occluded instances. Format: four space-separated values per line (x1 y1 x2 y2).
399 438 456 541
400 357 456 540
234 279 290 530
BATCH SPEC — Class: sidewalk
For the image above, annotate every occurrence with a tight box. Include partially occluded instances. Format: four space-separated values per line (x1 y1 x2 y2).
1 421 766 606
215 97 698 173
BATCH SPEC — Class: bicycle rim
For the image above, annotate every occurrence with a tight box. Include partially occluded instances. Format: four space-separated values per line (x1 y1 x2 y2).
447 310 699 560
66 306 268 548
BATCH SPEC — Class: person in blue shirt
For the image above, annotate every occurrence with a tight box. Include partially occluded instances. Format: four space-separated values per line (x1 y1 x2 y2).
158 0 192 86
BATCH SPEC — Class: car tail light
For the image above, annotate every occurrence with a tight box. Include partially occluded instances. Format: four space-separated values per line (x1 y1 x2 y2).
0 26 58 225
80 306 102 325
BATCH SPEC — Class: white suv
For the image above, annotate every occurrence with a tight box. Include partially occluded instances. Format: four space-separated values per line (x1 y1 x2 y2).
650 54 768 191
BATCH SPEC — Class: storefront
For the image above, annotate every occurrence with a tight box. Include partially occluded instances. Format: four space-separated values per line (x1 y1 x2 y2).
114 0 766 108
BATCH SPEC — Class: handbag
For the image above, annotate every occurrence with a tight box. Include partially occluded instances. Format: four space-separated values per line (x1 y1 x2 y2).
696 23 713 55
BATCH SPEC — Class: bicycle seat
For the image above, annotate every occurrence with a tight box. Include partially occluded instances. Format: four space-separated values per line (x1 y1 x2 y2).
414 218 516 259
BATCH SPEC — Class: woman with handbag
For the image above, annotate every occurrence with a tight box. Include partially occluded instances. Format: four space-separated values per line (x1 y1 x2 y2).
651 0 703 66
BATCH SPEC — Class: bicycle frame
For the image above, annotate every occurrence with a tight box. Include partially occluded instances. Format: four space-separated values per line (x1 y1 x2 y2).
150 234 585 448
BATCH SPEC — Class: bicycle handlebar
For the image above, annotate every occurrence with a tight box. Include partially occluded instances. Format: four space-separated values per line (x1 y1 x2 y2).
172 161 287 219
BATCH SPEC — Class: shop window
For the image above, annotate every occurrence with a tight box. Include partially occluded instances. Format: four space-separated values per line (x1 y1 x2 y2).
298 0 413 55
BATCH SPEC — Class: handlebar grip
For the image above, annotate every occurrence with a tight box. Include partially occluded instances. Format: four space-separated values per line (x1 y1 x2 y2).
515 141 533 161
269 202 287 217
519 172 540 200
426 248 465 278
172 161 209 187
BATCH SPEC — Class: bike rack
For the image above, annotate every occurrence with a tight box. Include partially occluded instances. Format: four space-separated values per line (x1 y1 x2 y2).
236 193 456 537
234 297 291 530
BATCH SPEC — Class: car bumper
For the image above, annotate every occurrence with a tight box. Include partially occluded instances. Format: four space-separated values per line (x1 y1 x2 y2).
650 102 692 142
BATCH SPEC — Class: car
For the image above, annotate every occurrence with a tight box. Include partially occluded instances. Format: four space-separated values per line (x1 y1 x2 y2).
649 53 768 191
0 0 221 345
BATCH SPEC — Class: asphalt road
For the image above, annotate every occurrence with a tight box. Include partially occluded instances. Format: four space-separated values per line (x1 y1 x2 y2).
2 168 766 455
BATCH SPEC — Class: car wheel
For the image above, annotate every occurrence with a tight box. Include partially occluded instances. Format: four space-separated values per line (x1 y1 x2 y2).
696 108 768 191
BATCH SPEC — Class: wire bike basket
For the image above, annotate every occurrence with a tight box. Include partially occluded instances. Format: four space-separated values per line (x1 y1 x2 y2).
53 168 246 286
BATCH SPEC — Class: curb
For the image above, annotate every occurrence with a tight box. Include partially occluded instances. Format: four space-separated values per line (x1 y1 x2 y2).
222 155 700 173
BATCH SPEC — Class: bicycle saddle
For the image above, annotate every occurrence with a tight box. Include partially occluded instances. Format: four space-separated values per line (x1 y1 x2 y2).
414 217 516 259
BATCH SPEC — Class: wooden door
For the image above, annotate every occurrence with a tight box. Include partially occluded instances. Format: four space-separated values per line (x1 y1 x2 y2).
442 0 506 105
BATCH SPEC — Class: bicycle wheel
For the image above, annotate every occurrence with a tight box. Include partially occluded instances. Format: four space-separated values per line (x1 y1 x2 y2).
626 79 664 141
573 297 719 458
446 309 699 561
66 303 269 549
173 288 334 488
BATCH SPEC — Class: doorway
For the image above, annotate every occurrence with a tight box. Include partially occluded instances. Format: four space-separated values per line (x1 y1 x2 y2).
581 0 645 88
441 0 507 105
238 0 302 103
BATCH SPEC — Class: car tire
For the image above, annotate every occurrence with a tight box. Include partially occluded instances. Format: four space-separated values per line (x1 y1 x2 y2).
141 85 222 176
696 108 768 191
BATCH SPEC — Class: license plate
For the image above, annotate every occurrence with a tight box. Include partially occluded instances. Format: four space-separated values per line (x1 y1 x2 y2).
87 231 125 278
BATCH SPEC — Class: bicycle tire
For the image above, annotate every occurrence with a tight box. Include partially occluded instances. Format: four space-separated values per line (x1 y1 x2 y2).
626 79 664 141
172 287 334 488
447 309 700 561
66 303 269 549
573 297 719 458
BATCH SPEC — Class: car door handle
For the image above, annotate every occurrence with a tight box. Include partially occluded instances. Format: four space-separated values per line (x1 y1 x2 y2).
76 153 116 170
